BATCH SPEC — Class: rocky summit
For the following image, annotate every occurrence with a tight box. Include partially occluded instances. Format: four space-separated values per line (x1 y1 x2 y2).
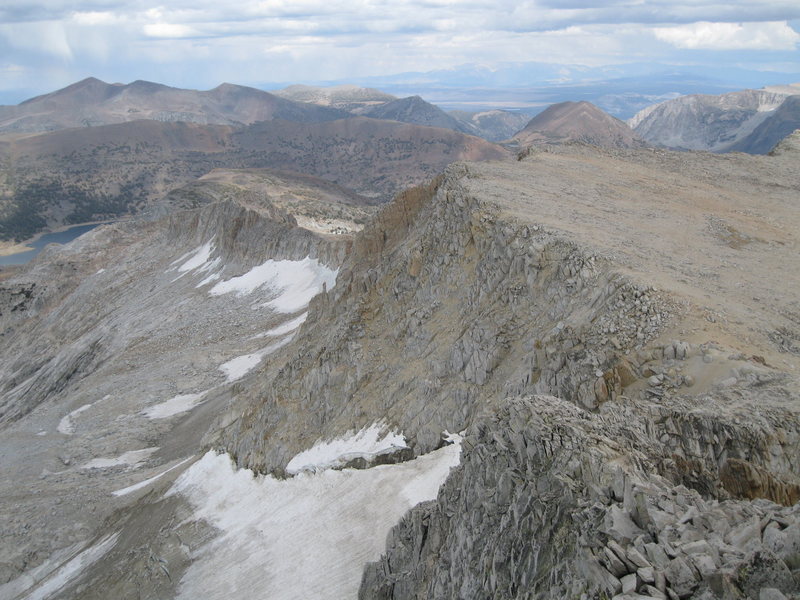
0 114 799 600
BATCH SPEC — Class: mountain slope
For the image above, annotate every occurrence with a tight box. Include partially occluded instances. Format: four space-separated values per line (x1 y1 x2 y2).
0 117 507 242
0 78 348 134
361 95 473 134
514 101 643 148
726 95 800 154
629 86 799 152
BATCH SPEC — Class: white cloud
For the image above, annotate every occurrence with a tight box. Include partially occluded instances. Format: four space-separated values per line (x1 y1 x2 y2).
71 11 119 26
653 21 800 50
143 22 199 38
1 0 799 101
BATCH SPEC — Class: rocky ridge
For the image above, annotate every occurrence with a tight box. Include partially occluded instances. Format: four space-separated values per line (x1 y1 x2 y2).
211 144 800 599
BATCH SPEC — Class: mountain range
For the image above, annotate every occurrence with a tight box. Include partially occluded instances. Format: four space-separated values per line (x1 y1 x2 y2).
0 78 348 135
0 79 506 243
274 84 532 141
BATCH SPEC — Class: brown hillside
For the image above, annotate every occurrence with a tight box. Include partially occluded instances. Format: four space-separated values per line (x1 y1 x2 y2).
515 101 644 148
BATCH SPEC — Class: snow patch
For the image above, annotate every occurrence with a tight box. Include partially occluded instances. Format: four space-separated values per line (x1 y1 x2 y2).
168 240 219 281
252 312 308 339
81 447 158 470
175 240 215 272
209 257 337 313
112 457 194 497
218 336 294 382
57 404 93 435
286 423 408 475
195 271 221 288
17 533 119 600
169 439 461 600
143 392 207 419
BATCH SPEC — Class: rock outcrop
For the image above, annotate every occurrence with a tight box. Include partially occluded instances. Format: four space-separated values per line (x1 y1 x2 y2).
360 396 800 600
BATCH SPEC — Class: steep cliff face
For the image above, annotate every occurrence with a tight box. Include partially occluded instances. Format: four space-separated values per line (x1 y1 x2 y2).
221 169 672 473
216 143 800 599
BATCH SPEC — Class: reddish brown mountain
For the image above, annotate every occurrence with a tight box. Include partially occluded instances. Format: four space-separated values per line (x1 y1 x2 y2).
514 101 644 148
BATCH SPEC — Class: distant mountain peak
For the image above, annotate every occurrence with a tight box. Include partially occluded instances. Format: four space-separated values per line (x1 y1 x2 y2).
514 100 643 148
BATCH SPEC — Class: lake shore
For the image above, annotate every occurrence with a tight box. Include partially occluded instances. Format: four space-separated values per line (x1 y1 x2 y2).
0 219 116 257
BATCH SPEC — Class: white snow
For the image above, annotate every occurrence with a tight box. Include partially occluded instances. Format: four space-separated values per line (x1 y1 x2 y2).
218 336 294 382
176 240 215 273
80 447 158 470
195 271 221 288
18 533 119 600
143 392 207 419
111 457 194 497
252 312 308 339
169 437 461 600
209 257 337 313
286 423 408 475
57 404 93 435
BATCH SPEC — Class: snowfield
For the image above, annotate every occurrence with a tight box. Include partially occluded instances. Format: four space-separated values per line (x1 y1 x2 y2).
170 436 461 599
13 533 119 600
253 312 308 339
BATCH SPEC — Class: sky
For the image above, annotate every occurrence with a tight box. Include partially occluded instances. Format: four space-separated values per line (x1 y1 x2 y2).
0 0 798 104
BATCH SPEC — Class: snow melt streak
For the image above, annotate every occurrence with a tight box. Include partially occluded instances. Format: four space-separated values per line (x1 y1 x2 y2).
285 424 408 474
170 441 461 600
21 533 119 600
218 335 294 382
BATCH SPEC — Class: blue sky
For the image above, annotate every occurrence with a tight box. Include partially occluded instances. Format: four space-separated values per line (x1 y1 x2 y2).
0 0 798 103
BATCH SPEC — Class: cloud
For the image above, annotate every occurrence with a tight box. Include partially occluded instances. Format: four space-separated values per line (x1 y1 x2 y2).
653 21 800 50
143 22 199 38
0 20 73 59
71 11 120 26
0 0 798 102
